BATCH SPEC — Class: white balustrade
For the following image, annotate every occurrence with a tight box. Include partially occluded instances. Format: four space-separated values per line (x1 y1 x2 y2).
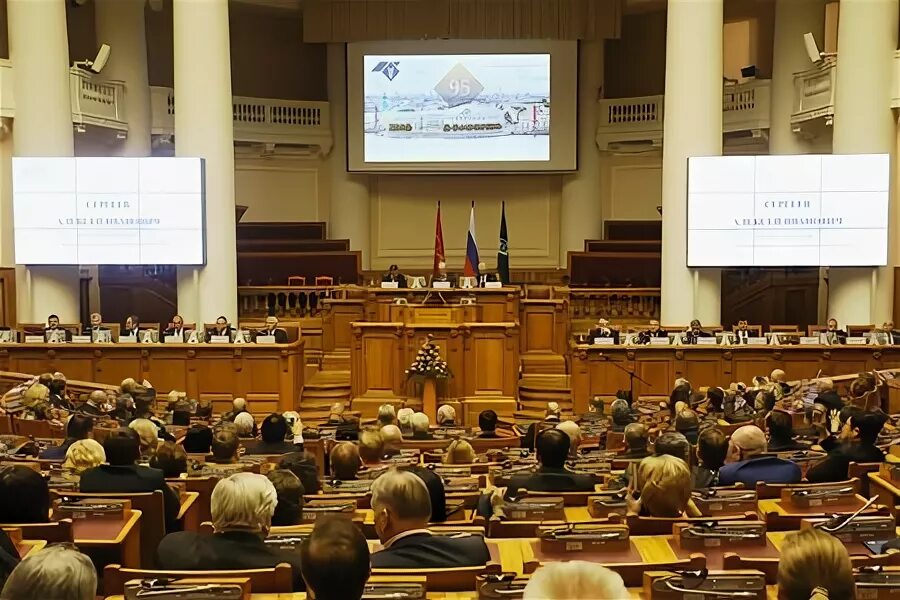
791 60 836 132
595 95 664 150
69 68 127 131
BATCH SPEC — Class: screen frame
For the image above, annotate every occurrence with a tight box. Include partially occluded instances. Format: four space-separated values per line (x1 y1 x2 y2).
11 156 207 267
685 153 889 269
346 39 578 173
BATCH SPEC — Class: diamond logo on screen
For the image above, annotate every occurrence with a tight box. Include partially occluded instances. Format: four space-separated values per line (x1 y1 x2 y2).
372 61 400 81
434 63 484 108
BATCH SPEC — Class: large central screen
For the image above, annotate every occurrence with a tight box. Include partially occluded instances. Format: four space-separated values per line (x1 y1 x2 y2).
687 154 889 267
347 40 577 173
13 157 205 266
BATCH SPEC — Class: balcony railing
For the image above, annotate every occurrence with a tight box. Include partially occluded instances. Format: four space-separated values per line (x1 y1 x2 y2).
596 80 771 151
791 60 836 132
69 68 127 131
150 86 333 154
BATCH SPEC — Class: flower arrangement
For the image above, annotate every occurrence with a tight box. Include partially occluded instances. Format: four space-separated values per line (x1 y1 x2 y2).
405 335 452 381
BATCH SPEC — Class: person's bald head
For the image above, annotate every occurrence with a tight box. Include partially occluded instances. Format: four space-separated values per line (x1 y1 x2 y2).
555 420 582 449
330 442 360 481
727 425 767 463
770 369 786 383
88 390 106 405
624 423 648 450
233 397 247 412
380 424 402 447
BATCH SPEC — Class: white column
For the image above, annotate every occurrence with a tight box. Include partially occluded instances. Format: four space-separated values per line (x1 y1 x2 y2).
7 0 80 323
560 40 603 259
830 0 898 326
173 0 237 324
94 0 151 157
327 43 370 272
660 0 723 325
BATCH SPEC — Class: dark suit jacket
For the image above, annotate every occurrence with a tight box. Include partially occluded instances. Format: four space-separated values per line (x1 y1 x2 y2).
162 328 187 340
382 274 408 288
242 440 300 456
815 391 844 412
588 327 620 344
505 466 597 499
717 456 801 487
79 464 180 531
257 329 288 344
79 403 105 417
370 532 490 569
156 530 304 591
44 327 72 342
805 442 885 483
206 327 235 340
411 431 434 440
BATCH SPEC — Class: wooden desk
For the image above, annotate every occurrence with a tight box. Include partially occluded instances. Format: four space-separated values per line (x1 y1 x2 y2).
571 344 900 413
17 539 46 559
362 287 520 324
73 508 142 569
869 472 900 519
0 340 304 413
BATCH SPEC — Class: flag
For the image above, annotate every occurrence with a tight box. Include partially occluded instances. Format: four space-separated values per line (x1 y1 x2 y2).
497 201 509 284
464 201 480 277
433 201 445 276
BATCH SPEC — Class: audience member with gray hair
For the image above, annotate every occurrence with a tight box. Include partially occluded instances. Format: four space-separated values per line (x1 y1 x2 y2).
397 407 415 436
370 468 490 568
555 420 582 456
380 424 403 457
377 403 397 427
156 472 306 591
1 545 96 600
610 398 635 432
523 561 628 600
436 404 456 426
410 412 433 440
718 424 801 486
653 431 691 463
234 412 256 438
621 422 650 459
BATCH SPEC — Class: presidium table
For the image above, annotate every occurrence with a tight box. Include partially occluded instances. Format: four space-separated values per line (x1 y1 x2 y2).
0 340 305 414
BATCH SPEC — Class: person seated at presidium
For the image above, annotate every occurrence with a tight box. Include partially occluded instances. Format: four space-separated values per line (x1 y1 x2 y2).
122 314 142 338
733 319 753 344
636 320 668 344
382 264 407 288
881 320 900 344
369 468 491 568
300 517 371 600
79 427 181 531
156 472 306 591
256 316 288 343
505 429 596 499
44 314 72 342
163 314 190 340
825 317 848 345
588 318 619 344
717 425 801 486
682 319 712 344
207 315 236 340
82 312 109 336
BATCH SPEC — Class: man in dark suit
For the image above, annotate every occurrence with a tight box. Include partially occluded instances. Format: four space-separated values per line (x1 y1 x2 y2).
122 314 142 338
682 319 712 345
382 264 407 288
207 315 235 341
82 312 110 337
156 472 305 591
733 320 753 344
257 316 288 344
78 390 107 417
588 318 620 344
637 320 668 344
766 410 810 452
163 314 188 341
825 318 848 345
718 425 801 486
370 468 490 569
505 429 597 499
39 414 93 460
79 427 181 531
806 409 886 483
44 314 72 342
243 413 300 456
300 517 370 600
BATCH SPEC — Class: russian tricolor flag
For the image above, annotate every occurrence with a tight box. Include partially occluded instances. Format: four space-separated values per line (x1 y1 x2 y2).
463 201 480 278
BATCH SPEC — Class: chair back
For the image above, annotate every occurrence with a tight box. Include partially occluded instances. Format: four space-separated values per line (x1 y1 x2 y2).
287 276 307 286
103 563 294 596
315 276 334 286
176 476 220 525
768 325 800 333
848 324 875 337
807 325 827 337
848 462 882 497
0 519 73 543
371 563 501 592
468 436 521 454
53 490 165 568
0 414 12 434
606 430 625 450
13 419 57 438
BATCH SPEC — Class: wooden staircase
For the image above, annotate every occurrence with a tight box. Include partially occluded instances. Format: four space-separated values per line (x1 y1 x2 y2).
299 369 351 425
520 353 567 374
517 374 572 415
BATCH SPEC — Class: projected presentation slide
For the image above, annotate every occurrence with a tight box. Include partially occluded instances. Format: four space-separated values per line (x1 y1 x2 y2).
687 154 889 267
363 53 550 163
13 157 205 265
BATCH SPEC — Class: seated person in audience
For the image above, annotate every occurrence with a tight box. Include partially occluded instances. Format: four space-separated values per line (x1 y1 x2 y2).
20 383 53 421
610 398 636 432
359 428 386 468
588 318 620 344
300 516 370 600
766 409 810 452
196 428 249 475
243 413 296 455
545 401 561 423
397 407 415 436
43 314 72 342
130 418 161 459
668 383 692 417
675 409 700 444
628 454 692 517
806 408 886 483
777 528 855 600
82 311 108 336
477 409 500 438
436 404 456 426
693 428 727 489
681 319 712 344
382 264 407 288
523 561 628 600
443 439 476 464
380 424 403 457
770 368 792 397
268 469 305 526
63 439 106 478
815 377 845 417
0 466 50 523
47 377 72 411
718 425 801 486
330 442 361 481
377 403 396 427
183 424 214 454
620 423 650 460
699 386 726 427
555 420 581 458
1 545 96 600
40 414 93 460
402 465 447 522
122 314 142 338
825 317 848 345
220 397 249 422
410 412 433 440
733 319 753 344
522 402 563 448
156 472 305 591
80 427 181 530
327 402 347 425
654 431 691 463
256 315 288 344
208 315 235 340
163 314 188 340
505 429 597 499
280 451 321 495
165 391 193 426
725 388 758 424
234 412 257 440
370 468 490 568
78 389 107 417
108 394 135 423
149 441 188 478
636 319 668 344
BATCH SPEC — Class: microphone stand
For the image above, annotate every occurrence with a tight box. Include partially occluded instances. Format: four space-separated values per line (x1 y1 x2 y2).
597 351 652 403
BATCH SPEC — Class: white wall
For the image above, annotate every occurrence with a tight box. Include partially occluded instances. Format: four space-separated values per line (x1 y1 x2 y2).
599 153 663 223
234 156 329 223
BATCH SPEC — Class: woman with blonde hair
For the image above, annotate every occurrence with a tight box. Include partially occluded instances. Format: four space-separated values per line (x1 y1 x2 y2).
777 528 855 600
63 439 106 476
443 439 476 464
629 454 692 517
129 418 159 460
